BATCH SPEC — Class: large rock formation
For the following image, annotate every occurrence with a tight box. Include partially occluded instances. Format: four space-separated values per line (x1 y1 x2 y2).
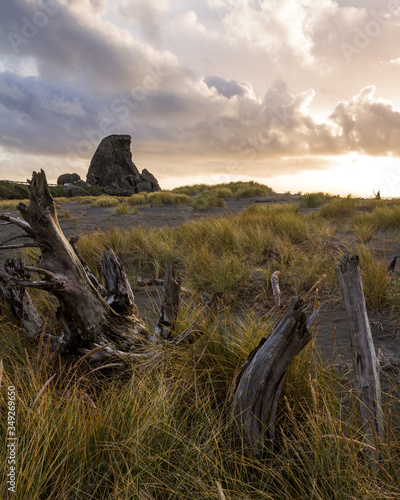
86 135 160 195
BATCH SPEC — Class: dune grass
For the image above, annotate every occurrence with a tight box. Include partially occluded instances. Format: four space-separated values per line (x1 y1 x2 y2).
191 192 226 210
173 181 273 198
319 196 358 219
300 192 334 208
147 191 191 206
2 191 400 498
1 311 399 499
126 193 148 205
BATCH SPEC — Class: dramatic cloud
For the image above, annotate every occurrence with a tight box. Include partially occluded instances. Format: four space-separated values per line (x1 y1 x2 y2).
1 0 400 194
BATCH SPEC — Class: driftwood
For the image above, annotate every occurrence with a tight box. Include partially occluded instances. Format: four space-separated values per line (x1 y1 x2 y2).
232 297 312 452
387 255 397 273
150 262 181 341
0 259 44 340
335 254 385 452
271 270 281 309
0 170 147 355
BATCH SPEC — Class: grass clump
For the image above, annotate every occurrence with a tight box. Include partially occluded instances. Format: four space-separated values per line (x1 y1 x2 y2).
236 185 268 198
192 193 225 210
358 245 390 309
209 186 233 198
0 199 28 210
300 192 333 208
89 196 121 208
113 203 130 215
355 204 400 229
172 183 208 195
173 181 273 198
147 191 191 206
319 196 358 219
126 193 148 205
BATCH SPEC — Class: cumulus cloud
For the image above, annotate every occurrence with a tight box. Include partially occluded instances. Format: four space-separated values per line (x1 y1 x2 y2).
330 85 400 154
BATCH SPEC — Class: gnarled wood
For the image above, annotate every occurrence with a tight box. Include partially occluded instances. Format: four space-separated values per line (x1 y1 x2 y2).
0 170 147 355
102 249 142 318
0 259 44 340
232 297 311 451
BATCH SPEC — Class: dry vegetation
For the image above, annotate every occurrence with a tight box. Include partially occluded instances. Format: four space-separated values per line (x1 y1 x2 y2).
1 187 400 498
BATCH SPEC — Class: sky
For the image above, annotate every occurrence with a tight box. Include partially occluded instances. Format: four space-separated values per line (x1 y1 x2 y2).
1 0 400 196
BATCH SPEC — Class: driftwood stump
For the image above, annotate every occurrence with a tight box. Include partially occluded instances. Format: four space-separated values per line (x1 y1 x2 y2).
0 170 147 355
232 297 311 451
336 255 385 451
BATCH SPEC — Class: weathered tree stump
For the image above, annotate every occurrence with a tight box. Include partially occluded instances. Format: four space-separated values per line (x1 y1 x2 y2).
232 297 311 452
0 170 147 356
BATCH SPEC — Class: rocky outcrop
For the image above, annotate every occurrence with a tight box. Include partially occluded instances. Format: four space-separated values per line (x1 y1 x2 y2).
64 185 90 198
86 135 160 195
57 173 81 185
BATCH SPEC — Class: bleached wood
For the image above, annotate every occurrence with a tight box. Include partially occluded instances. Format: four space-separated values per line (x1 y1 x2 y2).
335 254 385 448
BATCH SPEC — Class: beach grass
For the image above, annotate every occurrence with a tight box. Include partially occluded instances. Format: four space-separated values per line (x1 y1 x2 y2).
1 187 400 498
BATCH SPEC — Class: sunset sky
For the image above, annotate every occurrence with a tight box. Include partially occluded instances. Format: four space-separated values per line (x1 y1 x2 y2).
1 0 400 196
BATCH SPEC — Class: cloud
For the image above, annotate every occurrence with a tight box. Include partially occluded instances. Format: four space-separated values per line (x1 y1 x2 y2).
0 0 179 92
204 75 255 99
330 85 400 155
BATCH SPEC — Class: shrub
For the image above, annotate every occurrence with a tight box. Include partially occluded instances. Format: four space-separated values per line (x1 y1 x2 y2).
0 181 29 200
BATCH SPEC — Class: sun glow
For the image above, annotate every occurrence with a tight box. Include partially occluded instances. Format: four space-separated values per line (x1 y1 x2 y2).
262 155 400 198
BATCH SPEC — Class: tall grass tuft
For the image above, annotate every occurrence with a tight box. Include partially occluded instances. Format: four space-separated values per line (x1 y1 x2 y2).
147 191 191 206
191 192 225 210
300 192 333 208
319 196 358 219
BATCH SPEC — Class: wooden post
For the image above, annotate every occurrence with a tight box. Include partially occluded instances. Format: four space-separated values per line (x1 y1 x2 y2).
232 297 311 453
335 255 385 450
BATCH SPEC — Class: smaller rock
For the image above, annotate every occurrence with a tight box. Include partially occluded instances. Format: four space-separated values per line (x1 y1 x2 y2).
57 173 81 185
64 185 90 198
140 169 161 191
